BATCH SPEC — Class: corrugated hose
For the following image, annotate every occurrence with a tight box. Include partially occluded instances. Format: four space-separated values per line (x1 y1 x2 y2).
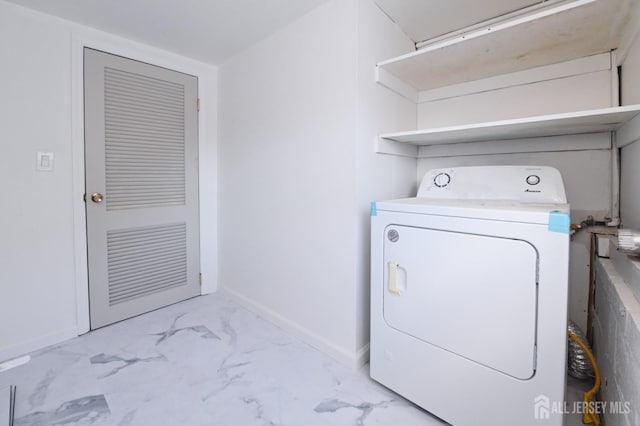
568 330 601 426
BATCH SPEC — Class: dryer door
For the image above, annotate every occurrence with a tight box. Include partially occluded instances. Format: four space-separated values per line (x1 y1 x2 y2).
383 225 538 380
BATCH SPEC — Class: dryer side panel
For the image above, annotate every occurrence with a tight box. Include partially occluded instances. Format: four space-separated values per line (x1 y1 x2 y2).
383 225 538 380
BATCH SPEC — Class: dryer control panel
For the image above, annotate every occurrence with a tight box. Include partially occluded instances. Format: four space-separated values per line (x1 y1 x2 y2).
417 165 567 203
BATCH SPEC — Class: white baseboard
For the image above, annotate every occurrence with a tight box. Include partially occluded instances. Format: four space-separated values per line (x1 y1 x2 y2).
0 327 78 364
220 287 369 370
355 343 370 368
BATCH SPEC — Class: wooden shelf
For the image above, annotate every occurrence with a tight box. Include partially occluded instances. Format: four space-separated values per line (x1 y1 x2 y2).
380 105 640 146
373 0 640 158
377 0 635 93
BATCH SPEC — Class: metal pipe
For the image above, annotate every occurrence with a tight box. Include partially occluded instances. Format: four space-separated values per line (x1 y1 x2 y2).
609 132 621 227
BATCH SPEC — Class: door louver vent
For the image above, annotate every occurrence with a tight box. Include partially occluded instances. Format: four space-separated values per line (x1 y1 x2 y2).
107 223 187 305
104 67 186 210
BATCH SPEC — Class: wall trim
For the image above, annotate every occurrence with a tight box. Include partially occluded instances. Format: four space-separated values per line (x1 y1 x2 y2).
221 286 368 370
355 343 371 368
70 26 218 335
0 327 78 363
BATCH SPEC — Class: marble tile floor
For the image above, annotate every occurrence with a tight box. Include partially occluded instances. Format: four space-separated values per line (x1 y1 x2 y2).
1 293 592 426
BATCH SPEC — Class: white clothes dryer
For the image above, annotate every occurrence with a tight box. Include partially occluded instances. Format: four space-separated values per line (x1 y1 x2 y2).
370 166 570 426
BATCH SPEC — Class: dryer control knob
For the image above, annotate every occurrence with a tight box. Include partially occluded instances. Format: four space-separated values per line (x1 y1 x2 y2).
434 172 451 188
526 175 541 185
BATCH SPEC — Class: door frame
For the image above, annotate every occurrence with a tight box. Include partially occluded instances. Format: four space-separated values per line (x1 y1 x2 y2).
71 31 218 334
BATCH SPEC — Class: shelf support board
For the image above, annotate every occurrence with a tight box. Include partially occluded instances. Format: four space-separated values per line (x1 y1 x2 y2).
377 105 640 157
375 138 418 158
417 133 612 159
375 67 418 103
617 111 640 148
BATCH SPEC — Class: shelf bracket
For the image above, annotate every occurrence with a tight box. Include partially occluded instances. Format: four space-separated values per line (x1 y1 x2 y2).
375 137 418 158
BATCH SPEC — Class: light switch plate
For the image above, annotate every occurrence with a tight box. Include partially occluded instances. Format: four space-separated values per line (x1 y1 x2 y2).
36 151 54 171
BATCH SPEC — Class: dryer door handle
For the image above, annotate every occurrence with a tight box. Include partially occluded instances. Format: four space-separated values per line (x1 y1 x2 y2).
388 262 403 296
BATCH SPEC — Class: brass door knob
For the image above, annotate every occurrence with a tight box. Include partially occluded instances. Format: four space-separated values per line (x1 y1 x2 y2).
91 192 104 203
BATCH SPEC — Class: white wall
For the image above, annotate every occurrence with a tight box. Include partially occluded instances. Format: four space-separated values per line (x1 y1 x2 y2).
621 27 640 107
0 1 218 362
0 3 78 359
417 70 613 128
354 0 416 353
218 0 415 367
620 29 640 230
620 140 640 230
219 0 360 366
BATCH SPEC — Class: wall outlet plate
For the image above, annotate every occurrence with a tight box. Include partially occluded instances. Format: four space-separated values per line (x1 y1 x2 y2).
596 235 612 258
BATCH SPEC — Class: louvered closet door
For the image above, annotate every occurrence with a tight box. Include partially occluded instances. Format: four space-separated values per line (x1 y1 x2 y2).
84 48 200 329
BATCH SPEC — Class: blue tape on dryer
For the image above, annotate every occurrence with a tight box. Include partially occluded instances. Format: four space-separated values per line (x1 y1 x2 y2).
548 210 571 234
370 202 377 217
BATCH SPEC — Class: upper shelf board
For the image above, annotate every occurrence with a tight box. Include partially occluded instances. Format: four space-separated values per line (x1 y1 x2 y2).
379 105 640 146
377 0 636 92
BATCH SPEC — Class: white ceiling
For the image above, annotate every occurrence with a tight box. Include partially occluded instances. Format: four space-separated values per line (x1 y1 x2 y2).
6 0 561 65
3 0 329 64
373 0 549 43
